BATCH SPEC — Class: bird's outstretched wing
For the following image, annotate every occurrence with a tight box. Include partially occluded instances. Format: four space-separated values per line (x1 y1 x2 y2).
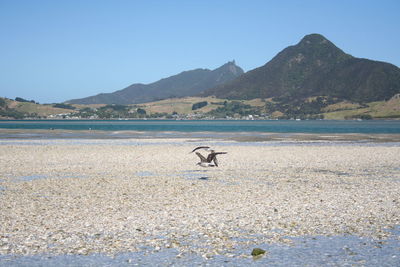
207 152 227 163
190 146 211 153
195 152 207 162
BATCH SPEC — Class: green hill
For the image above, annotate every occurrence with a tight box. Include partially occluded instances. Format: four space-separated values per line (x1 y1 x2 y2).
0 97 77 119
202 34 400 103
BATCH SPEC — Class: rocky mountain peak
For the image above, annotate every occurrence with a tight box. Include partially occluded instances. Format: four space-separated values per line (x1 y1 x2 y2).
299 33 329 45
215 60 244 75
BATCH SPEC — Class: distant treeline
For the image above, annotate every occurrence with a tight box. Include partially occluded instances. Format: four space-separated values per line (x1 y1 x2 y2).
53 103 76 110
192 101 208 110
15 97 37 104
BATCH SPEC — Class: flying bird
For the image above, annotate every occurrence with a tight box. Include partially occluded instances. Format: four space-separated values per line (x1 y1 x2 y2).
191 146 227 167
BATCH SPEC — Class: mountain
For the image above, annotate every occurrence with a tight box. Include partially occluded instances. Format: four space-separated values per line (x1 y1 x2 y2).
67 61 243 105
202 34 400 103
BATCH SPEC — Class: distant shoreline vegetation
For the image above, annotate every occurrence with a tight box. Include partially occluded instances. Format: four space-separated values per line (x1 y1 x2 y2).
1 96 400 120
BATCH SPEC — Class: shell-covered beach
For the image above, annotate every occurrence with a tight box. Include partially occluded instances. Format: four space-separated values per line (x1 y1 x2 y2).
1 138 400 265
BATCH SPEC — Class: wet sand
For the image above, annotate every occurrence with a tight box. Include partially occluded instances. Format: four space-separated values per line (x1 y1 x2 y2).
0 138 399 264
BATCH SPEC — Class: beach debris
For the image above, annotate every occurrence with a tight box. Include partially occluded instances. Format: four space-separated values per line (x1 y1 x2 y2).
191 146 227 167
251 248 266 256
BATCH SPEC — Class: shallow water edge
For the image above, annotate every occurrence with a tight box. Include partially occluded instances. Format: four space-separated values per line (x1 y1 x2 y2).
1 228 399 267
1 128 400 143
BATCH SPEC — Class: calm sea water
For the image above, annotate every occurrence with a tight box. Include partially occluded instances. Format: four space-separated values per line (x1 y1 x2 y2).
1 119 400 134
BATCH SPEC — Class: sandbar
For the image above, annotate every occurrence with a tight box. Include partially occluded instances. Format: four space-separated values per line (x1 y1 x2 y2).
0 138 399 260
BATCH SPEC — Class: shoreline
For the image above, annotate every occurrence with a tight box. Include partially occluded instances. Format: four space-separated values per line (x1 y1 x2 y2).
1 129 400 142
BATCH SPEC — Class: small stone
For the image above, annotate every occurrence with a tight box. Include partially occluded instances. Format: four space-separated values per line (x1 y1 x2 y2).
176 253 183 258
251 248 266 256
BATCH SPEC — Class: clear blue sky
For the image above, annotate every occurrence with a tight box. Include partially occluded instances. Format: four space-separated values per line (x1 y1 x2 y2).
1 0 399 103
